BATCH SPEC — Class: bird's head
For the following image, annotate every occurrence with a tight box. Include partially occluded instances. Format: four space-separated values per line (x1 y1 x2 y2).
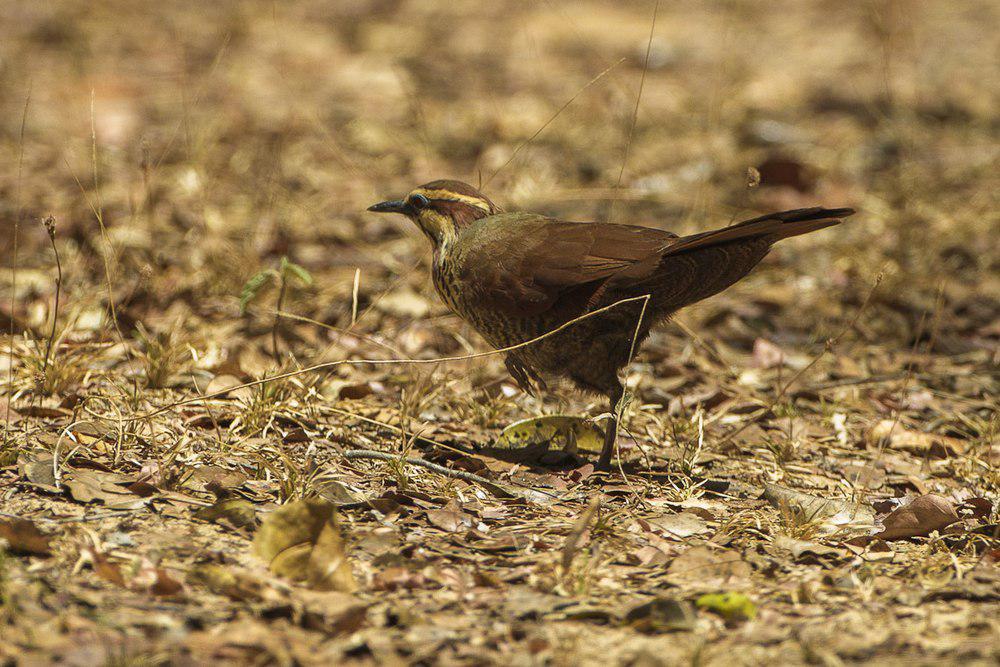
367 180 499 248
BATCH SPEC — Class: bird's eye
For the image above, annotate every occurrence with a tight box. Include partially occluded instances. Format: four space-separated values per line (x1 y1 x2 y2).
409 194 430 210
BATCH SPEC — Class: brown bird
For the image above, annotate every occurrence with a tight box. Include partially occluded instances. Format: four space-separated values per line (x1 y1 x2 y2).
369 180 853 470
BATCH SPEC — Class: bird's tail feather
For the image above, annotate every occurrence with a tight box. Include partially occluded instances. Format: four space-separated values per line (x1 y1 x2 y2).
663 207 855 256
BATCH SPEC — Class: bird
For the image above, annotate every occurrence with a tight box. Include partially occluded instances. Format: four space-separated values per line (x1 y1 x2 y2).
369 180 854 471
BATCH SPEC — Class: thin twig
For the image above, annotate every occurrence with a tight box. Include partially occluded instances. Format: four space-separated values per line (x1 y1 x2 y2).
483 58 625 188
272 272 288 360
39 217 61 387
561 497 601 571
342 449 517 499
717 270 884 446
608 0 658 225
130 294 653 419
4 89 30 439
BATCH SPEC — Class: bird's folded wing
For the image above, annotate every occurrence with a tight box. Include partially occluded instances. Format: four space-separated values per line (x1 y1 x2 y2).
455 217 676 318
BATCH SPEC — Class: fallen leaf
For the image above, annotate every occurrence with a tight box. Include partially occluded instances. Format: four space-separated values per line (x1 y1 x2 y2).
667 546 751 586
0 518 53 556
763 483 875 534
188 563 271 602
194 497 257 529
83 547 126 587
133 559 185 597
867 420 967 458
17 452 57 488
695 592 757 622
315 480 364 506
426 504 470 532
495 415 604 454
874 494 960 540
642 512 711 539
253 499 356 591
63 469 141 505
624 597 695 633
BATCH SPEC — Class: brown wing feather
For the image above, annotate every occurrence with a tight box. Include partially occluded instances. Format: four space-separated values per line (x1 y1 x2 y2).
455 207 853 319
455 214 676 318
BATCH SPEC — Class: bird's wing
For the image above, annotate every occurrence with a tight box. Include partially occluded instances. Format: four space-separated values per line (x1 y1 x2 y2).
454 214 677 318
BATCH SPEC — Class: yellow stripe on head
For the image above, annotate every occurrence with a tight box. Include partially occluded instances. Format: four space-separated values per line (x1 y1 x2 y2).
411 188 493 213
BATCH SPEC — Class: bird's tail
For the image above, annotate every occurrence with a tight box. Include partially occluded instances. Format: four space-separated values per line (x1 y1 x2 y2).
663 207 855 256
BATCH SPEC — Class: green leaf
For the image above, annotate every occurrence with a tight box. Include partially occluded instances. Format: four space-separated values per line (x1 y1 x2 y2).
283 260 313 286
695 592 757 621
239 270 275 314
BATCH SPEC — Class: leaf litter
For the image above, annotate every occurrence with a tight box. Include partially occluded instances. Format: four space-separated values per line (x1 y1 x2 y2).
0 1 998 665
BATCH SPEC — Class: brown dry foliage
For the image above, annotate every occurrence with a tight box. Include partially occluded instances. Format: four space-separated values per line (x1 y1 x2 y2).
1 1 998 665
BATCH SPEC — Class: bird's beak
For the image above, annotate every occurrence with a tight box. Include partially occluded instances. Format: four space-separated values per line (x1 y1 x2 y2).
367 199 410 215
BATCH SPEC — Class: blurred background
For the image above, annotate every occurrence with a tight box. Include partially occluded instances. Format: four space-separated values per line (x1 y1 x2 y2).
1 0 997 391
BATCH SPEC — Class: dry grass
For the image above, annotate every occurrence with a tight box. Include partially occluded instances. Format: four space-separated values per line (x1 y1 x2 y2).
1 0 998 664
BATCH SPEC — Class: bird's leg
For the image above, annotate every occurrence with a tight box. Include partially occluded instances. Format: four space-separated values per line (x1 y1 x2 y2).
596 407 617 472
596 386 628 472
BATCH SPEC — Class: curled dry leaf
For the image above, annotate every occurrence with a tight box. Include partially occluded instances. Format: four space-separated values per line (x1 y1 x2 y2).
133 558 184 597
667 546 751 587
763 483 875 534
81 547 126 588
867 420 967 458
495 415 604 454
624 596 695 633
874 494 960 540
17 452 57 488
194 497 257 529
426 503 471 532
639 512 711 540
0 518 53 556
252 499 356 592
188 563 272 602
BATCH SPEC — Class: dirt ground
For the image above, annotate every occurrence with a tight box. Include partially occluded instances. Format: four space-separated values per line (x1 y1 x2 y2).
1 1 998 665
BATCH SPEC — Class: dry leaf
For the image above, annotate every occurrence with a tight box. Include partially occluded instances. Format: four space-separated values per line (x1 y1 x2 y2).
763 483 875 533
0 518 53 556
188 563 270 602
641 512 711 539
495 415 604 454
194 497 257 529
426 503 470 532
17 452 57 488
253 499 356 592
867 420 967 458
666 546 751 586
83 547 126 587
874 494 960 540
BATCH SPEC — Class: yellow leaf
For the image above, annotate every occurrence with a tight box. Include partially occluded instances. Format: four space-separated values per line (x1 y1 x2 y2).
495 415 604 453
252 499 356 592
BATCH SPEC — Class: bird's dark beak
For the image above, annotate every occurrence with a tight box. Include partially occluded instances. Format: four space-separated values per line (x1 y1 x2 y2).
367 199 410 215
